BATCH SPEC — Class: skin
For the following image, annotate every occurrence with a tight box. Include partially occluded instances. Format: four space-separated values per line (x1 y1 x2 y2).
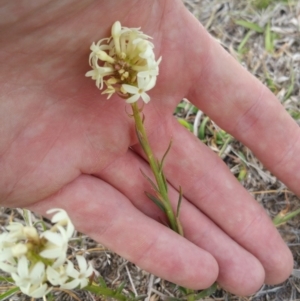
0 0 297 295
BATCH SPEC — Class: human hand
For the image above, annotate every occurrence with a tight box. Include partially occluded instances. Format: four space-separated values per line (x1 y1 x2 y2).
0 0 295 295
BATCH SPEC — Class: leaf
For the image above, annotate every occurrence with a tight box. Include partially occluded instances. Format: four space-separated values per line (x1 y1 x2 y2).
284 69 295 101
235 19 264 33
177 118 193 131
159 139 173 172
176 186 183 218
273 208 300 227
135 127 147 154
237 30 254 53
198 116 210 140
145 192 166 213
140 169 159 192
116 282 126 294
161 171 168 193
194 282 218 300
0 287 19 301
97 276 107 288
264 22 274 53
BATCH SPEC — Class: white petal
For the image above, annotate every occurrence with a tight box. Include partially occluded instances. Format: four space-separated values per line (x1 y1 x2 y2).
76 255 87 273
18 256 29 279
30 284 51 298
46 266 59 284
0 261 17 273
66 260 79 278
41 231 63 245
85 264 94 278
60 279 80 290
141 92 150 103
30 262 45 285
40 247 63 259
79 277 89 288
66 222 75 239
137 76 148 89
0 248 13 261
52 253 67 268
122 84 139 94
85 70 96 77
126 94 140 103
47 208 68 223
144 76 157 91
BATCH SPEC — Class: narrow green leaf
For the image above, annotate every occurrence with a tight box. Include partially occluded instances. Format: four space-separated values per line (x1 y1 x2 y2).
0 276 13 282
0 287 19 301
161 170 168 192
238 166 247 181
145 192 166 213
177 118 193 131
140 169 159 192
265 22 274 53
97 276 107 288
194 282 217 300
238 30 254 53
116 282 126 294
198 116 210 140
273 208 300 227
176 186 183 218
235 19 264 33
284 69 295 101
159 139 173 173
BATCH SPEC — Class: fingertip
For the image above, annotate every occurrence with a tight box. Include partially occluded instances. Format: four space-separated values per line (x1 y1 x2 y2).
264 243 293 285
218 255 265 296
185 251 219 290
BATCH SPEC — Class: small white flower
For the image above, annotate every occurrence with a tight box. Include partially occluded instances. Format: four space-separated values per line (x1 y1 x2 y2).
11 256 45 288
46 265 68 286
122 76 156 104
85 65 114 90
6 223 39 242
5 223 26 240
40 225 68 268
20 283 51 299
86 21 160 102
60 255 94 289
46 208 75 239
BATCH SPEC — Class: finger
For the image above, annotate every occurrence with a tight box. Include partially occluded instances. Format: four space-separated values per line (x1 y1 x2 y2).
131 116 293 285
29 174 218 290
97 149 265 295
184 12 300 195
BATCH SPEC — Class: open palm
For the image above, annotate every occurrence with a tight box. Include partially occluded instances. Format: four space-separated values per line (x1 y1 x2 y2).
0 0 297 295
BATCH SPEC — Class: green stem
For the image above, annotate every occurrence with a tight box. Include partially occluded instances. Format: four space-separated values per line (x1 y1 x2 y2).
84 285 131 301
131 102 179 233
186 290 195 301
131 102 195 301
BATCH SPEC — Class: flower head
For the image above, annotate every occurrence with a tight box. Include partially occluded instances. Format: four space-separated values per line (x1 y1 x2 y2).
0 208 93 298
86 21 161 103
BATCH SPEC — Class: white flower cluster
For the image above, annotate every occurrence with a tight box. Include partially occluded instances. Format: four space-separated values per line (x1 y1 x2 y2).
0 209 94 298
86 21 161 103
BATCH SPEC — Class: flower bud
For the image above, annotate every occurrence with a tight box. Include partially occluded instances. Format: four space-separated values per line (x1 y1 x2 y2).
11 243 28 257
112 21 121 37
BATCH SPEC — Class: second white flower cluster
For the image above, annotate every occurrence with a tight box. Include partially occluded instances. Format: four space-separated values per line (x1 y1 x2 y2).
86 21 161 103
0 209 94 298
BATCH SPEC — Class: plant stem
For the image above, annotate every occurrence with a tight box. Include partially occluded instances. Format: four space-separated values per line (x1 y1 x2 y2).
131 102 179 233
84 285 131 301
131 102 194 301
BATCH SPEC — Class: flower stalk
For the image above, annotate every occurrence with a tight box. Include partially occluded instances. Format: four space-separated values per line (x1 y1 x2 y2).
131 102 183 235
